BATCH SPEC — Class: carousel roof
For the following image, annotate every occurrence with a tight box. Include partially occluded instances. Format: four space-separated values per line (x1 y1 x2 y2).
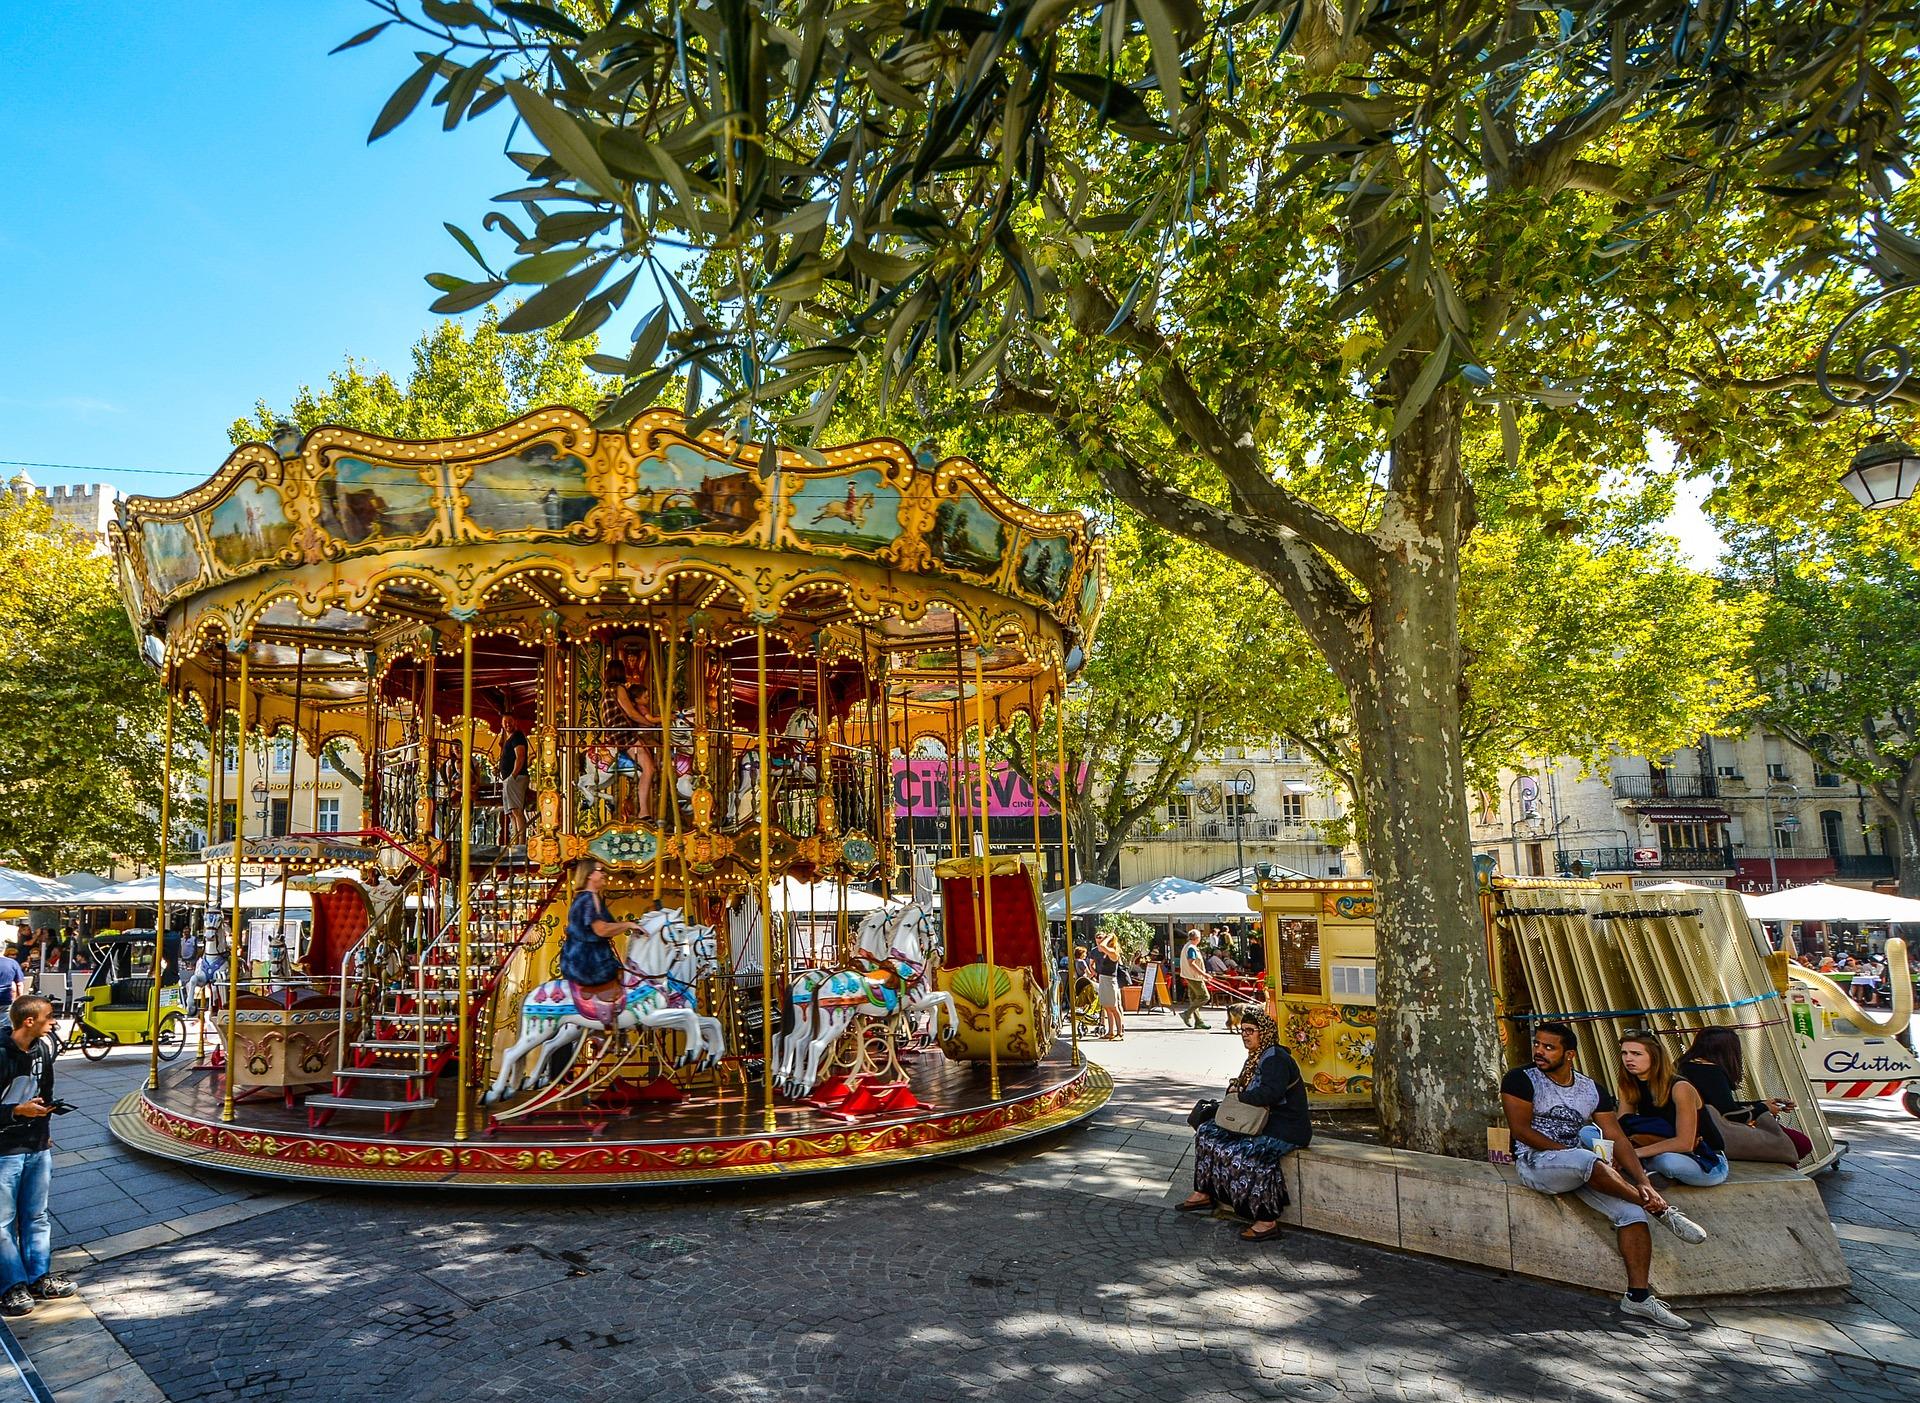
109 408 1104 746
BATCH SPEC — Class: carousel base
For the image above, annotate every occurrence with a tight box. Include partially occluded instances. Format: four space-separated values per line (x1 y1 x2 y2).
109 1048 1111 1189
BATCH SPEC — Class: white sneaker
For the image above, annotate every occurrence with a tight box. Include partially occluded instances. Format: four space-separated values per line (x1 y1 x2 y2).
1656 1206 1708 1244
1620 1292 1691 1330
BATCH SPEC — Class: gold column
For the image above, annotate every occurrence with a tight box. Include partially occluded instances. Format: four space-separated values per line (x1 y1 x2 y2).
757 624 775 1130
146 690 175 1092
415 649 438 845
454 622 476 1140
1055 701 1079 1065
971 649 1000 1099
221 641 251 1122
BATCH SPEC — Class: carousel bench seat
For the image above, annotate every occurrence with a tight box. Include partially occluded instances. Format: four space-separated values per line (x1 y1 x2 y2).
99 978 156 1011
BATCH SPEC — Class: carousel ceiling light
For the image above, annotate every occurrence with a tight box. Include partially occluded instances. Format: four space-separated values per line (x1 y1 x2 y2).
1840 435 1920 509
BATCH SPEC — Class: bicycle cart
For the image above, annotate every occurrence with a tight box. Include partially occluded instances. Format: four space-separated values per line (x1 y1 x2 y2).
62 930 187 1063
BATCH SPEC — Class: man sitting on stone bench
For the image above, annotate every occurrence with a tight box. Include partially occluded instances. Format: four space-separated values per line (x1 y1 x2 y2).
1501 1021 1707 1331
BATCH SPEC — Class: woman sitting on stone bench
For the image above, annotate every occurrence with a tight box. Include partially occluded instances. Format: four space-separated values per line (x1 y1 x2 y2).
1678 1026 1812 1164
1176 1007 1311 1243
1606 1031 1729 1187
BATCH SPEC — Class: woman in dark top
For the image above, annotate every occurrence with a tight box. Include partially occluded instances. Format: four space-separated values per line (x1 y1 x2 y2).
1177 1006 1312 1242
560 859 640 1026
1615 1031 1728 1186
1678 1026 1813 1161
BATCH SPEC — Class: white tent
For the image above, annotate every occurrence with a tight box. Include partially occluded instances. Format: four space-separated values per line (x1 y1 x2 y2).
1078 875 1255 921
1742 881 1920 925
0 867 78 906
60 874 312 912
1042 882 1119 920
769 877 897 916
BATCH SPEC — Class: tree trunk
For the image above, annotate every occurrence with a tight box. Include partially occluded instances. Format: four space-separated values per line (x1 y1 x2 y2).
1896 789 1920 900
1341 430 1502 1158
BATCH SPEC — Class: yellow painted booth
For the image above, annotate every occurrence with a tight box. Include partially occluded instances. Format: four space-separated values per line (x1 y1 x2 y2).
1246 880 1384 1106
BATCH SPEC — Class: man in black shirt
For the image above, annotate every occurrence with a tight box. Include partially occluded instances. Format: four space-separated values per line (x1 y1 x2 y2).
0 996 74 1317
498 711 532 849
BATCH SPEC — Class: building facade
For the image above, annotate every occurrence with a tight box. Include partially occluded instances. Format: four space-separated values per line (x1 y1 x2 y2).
1115 743 1353 885
176 735 367 851
7 476 121 541
1471 730 1900 892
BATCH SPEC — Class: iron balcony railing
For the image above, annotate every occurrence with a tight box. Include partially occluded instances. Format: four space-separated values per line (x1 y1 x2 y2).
1555 845 1735 876
1611 773 1720 801
1144 819 1328 844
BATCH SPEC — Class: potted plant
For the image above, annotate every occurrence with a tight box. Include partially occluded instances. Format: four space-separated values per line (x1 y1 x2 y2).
1098 913 1154 1011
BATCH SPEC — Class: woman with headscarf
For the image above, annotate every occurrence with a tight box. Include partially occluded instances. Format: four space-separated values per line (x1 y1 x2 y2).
1177 1006 1313 1241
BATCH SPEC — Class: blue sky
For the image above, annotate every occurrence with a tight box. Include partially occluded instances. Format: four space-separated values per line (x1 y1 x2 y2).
1 2 522 496
0 3 1726 565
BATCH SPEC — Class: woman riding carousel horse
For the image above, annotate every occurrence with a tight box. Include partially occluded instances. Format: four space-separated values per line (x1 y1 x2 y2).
561 858 643 1028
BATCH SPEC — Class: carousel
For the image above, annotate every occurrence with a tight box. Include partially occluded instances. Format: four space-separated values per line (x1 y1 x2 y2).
104 408 1110 1186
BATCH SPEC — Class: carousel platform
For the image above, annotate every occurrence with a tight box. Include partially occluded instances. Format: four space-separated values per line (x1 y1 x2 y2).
110 1048 1110 1189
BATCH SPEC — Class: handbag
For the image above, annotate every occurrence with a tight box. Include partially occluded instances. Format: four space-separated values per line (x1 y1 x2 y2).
1187 1098 1220 1129
1214 1092 1270 1136
1706 1105 1801 1164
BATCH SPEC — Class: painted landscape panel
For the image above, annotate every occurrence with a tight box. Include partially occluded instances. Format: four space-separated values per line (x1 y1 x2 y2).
207 479 296 570
1015 534 1074 603
142 519 202 596
928 489 1006 576
463 442 596 534
317 457 439 544
629 442 762 534
787 468 902 553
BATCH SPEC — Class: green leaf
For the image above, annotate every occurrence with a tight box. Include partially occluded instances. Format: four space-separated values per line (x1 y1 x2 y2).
1134 0 1187 121
507 246 592 284
507 82 622 200
1499 399 1520 472
444 222 493 276
330 21 392 55
1388 334 1454 441
594 366 675 429
369 54 440 142
427 277 508 314
498 259 611 333
496 1 588 40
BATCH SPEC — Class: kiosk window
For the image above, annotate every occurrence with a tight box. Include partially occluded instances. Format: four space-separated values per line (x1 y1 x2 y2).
1329 959 1377 1004
1276 917 1321 997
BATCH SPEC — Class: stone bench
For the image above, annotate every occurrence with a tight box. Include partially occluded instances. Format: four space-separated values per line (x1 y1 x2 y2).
1266 1139 1849 1300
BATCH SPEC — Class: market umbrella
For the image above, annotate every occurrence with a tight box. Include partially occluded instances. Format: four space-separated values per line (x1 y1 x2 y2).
1042 882 1118 920
1077 875 1255 921
1742 881 1920 924
0 867 78 906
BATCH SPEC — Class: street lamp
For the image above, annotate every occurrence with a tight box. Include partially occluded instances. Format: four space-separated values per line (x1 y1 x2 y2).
1839 436 1920 510
1763 778 1802 892
1230 767 1255 886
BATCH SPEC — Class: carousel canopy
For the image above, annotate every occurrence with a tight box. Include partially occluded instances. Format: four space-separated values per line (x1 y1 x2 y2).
1078 876 1256 921
1743 881 1920 924
109 408 1105 753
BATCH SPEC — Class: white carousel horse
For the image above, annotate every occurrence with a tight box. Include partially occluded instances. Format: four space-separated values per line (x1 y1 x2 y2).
482 908 724 1104
776 901 957 1097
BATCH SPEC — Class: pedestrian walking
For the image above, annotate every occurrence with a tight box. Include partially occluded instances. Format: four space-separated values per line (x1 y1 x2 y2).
0 995 75 1317
1093 931 1124 1041
1177 927 1211 1030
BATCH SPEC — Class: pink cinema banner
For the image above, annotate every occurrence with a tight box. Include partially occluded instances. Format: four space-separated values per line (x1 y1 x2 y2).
892 759 1064 818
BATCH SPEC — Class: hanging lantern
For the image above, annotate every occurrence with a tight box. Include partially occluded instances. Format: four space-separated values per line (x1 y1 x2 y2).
1840 436 1920 509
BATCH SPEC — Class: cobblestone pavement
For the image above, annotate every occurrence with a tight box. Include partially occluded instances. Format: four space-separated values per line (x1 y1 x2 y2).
17 1011 1920 1401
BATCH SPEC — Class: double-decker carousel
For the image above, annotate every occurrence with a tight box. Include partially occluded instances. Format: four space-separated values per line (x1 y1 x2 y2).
104 408 1110 1187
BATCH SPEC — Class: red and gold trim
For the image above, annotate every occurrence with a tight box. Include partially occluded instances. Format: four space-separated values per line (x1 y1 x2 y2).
110 1064 1111 1188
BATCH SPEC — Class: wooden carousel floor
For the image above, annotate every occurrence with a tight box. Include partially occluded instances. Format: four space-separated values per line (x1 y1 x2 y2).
112 1045 1111 1189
